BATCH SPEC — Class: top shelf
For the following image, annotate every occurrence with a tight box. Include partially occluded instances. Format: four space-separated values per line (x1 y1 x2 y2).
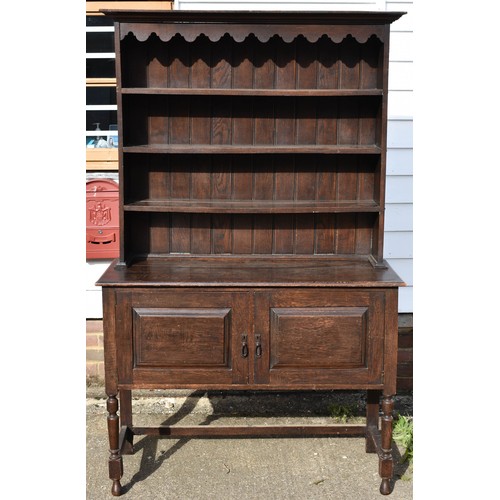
121 88 383 97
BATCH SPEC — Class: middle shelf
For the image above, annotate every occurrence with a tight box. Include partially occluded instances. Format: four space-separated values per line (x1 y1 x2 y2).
121 88 384 97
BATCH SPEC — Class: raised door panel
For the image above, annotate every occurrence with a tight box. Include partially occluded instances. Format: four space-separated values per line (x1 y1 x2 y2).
254 289 385 388
116 289 250 386
132 307 231 367
270 307 368 369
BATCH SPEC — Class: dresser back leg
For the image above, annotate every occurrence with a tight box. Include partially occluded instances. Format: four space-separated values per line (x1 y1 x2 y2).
119 390 134 455
365 389 381 453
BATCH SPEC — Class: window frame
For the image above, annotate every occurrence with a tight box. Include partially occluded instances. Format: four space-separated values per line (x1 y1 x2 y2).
86 2 172 170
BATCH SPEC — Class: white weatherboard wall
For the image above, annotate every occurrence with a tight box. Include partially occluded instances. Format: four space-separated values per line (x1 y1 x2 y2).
175 1 387 10
86 0 413 317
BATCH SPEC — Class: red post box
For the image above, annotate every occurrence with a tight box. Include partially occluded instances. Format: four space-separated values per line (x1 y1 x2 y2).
86 179 119 259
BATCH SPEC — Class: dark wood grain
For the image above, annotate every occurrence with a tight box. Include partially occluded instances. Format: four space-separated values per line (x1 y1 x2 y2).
106 10 405 25
118 390 134 454
106 395 122 496
122 88 383 96
379 395 395 495
130 424 367 438
123 144 381 154
132 307 231 366
98 257 404 288
269 307 368 368
365 389 381 453
149 213 171 254
116 290 250 385
100 10 405 496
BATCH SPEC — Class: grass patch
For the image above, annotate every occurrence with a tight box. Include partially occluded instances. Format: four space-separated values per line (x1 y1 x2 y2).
86 375 104 387
393 414 413 478
328 403 357 423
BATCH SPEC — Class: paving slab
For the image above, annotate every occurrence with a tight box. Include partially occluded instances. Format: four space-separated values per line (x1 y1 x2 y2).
87 389 413 500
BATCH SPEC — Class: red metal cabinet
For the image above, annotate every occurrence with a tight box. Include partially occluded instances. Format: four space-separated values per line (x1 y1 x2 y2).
86 179 119 259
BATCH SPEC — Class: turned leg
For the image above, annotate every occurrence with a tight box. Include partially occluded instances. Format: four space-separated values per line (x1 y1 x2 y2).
107 394 123 496
119 390 134 455
365 390 381 453
379 395 394 495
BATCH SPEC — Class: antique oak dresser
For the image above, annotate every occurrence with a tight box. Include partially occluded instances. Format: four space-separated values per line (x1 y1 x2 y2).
97 9 406 496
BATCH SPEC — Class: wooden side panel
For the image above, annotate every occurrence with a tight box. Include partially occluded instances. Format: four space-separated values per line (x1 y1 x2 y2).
102 288 118 394
383 288 399 395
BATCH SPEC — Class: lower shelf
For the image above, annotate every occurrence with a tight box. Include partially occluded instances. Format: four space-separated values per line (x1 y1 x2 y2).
124 199 381 214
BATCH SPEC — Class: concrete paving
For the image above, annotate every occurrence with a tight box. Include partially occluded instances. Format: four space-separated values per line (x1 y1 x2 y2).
86 388 413 500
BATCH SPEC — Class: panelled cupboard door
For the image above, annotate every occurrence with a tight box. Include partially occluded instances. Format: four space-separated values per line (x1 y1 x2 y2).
115 289 250 386
254 289 385 387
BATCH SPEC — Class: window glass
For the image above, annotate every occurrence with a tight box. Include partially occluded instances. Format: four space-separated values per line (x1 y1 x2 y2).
86 12 118 165
86 15 114 27
87 31 115 53
86 57 116 81
87 87 117 106
86 110 118 148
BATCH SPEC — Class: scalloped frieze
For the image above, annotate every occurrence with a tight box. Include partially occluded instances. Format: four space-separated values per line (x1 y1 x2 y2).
120 23 386 44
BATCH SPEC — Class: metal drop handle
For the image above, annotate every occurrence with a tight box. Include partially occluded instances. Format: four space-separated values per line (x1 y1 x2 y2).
241 334 249 358
255 334 262 358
